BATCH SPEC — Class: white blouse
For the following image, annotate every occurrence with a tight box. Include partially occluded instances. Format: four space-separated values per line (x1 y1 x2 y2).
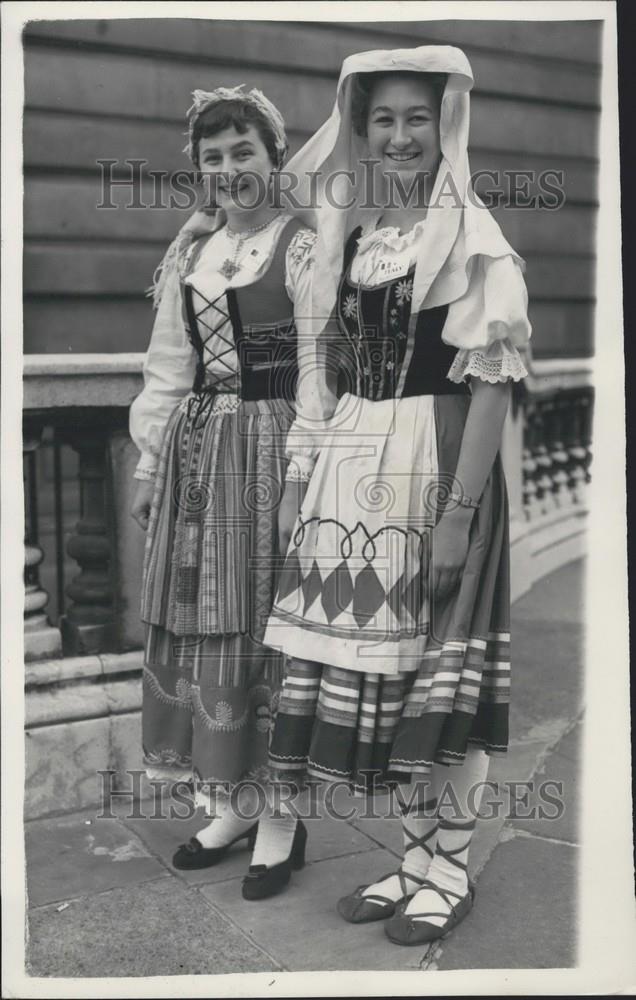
351 219 529 383
130 214 332 481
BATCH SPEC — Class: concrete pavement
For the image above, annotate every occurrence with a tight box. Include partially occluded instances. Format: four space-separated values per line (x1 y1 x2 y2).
25 559 584 975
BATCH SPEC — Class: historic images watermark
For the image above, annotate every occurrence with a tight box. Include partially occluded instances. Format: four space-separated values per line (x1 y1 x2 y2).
96 160 566 212
96 769 566 823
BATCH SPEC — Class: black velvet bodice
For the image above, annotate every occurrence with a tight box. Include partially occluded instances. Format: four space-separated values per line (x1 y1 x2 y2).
336 227 469 401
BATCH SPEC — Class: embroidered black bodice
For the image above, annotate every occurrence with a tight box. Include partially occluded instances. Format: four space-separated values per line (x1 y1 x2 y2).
337 227 470 400
182 217 303 403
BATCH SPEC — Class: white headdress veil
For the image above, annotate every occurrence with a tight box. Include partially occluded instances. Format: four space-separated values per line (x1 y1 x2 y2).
286 45 531 350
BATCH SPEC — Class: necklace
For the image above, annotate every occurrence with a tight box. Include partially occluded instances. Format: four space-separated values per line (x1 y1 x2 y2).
219 211 282 281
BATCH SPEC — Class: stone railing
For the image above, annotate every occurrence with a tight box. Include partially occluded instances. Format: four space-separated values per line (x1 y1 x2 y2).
505 358 593 598
23 355 146 663
22 353 592 818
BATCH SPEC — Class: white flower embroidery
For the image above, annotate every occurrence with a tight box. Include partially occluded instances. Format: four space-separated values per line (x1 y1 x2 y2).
395 279 413 306
215 701 233 726
288 229 316 267
386 360 395 370
343 293 358 319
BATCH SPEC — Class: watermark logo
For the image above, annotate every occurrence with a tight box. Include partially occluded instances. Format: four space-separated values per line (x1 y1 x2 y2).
96 160 566 212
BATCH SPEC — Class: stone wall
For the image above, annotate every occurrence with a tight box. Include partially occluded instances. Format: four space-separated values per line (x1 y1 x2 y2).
23 17 600 357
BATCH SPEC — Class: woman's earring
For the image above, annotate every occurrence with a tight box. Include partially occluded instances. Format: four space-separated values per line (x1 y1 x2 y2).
268 170 278 207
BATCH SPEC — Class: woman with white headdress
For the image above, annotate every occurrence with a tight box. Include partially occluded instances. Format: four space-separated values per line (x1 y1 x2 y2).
263 46 531 942
129 86 334 888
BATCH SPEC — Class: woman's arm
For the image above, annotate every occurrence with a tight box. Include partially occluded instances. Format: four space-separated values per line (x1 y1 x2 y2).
130 263 197 528
279 230 339 553
432 379 511 598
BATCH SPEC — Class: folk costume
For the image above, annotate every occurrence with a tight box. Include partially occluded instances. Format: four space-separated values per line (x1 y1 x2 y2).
263 44 531 791
130 89 325 795
260 46 532 938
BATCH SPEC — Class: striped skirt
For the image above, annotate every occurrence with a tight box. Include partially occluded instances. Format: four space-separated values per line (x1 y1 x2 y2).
141 392 293 784
264 393 511 792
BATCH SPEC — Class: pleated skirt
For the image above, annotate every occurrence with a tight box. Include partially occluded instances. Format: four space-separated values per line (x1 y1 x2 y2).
263 392 511 792
141 392 293 785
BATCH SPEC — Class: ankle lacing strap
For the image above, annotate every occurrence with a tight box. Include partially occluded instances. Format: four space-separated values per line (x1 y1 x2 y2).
407 876 468 922
434 817 475 874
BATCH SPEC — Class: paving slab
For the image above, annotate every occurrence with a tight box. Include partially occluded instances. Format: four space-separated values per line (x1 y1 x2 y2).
27 876 279 978
509 618 583 742
122 806 377 887
510 722 581 844
436 836 578 970
512 560 585 626
25 810 167 907
509 559 584 744
200 848 425 971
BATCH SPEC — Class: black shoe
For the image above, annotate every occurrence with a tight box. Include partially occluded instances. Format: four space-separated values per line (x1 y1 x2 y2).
172 823 258 871
241 819 307 900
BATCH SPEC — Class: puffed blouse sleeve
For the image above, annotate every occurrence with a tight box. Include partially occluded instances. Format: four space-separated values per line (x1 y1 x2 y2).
284 227 339 483
129 264 197 480
444 254 532 384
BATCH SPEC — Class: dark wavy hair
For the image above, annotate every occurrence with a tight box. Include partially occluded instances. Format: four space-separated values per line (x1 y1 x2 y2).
190 99 286 169
350 71 447 138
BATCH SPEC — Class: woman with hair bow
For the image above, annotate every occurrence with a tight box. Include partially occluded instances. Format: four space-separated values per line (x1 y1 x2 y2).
129 86 335 897
263 46 531 942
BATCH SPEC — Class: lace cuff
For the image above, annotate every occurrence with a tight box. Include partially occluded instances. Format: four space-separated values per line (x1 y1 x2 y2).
447 340 528 384
134 465 158 482
285 454 315 483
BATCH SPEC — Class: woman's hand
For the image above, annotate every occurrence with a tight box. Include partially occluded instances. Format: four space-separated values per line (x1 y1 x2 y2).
430 510 473 601
131 479 156 532
278 480 308 556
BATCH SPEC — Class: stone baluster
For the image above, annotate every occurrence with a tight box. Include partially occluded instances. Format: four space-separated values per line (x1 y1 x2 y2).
564 390 588 505
532 399 555 516
521 401 540 521
59 426 116 656
23 426 62 661
581 389 594 485
548 397 571 509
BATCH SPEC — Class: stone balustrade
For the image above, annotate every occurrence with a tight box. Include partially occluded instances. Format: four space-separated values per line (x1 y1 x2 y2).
22 353 592 818
23 355 147 662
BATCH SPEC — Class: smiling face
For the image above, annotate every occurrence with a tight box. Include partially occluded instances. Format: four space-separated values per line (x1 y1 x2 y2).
198 124 275 212
366 74 442 186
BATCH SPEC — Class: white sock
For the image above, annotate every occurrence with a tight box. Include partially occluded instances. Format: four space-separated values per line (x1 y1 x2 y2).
194 785 260 849
362 780 438 904
405 747 490 925
250 801 298 869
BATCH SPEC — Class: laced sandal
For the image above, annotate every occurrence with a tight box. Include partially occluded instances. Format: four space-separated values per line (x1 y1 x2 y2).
384 879 475 945
384 817 477 946
337 803 438 925
337 867 427 924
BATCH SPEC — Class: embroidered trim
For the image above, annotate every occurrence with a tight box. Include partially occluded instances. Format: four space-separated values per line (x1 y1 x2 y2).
357 219 427 254
143 667 193 710
191 686 250 732
206 393 241 414
144 748 193 767
134 467 158 482
190 683 273 733
291 514 432 562
286 228 316 268
447 348 528 384
285 466 312 483
285 455 314 483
